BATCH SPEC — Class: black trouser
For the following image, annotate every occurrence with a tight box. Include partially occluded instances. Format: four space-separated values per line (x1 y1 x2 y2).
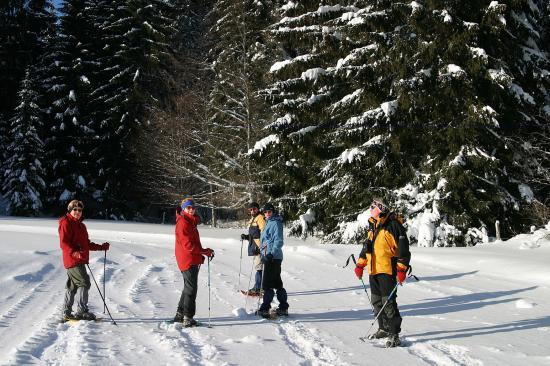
63 264 91 316
369 273 402 335
177 265 200 318
260 259 288 312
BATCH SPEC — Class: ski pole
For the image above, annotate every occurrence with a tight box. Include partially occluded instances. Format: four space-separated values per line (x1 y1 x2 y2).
207 257 212 328
360 278 374 313
86 264 117 325
244 258 255 310
103 250 106 314
363 283 399 339
256 262 265 315
343 254 374 312
238 238 243 291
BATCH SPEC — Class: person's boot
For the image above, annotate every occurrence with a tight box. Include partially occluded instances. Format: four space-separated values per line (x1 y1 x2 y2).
75 311 96 321
385 333 401 348
183 316 198 328
367 329 389 340
173 313 184 323
256 309 270 319
275 308 288 317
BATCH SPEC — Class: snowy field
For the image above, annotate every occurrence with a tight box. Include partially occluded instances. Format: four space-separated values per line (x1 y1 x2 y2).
1 217 550 366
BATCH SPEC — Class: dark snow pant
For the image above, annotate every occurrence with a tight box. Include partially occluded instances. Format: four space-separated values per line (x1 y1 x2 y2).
63 264 91 316
177 265 200 318
260 259 288 312
369 273 402 335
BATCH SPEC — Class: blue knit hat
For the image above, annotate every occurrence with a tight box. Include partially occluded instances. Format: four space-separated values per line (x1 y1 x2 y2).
181 198 195 210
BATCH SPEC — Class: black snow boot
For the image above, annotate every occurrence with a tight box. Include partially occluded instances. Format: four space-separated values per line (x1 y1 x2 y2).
183 317 198 328
173 313 184 323
385 334 401 348
367 329 389 340
257 309 270 319
275 308 288 317
76 311 96 321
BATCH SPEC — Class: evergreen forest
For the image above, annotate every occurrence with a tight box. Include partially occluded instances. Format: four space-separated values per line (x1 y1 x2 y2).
1 0 549 246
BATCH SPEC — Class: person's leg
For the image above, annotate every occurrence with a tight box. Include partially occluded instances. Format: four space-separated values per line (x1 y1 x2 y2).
253 255 262 292
182 265 200 319
62 274 77 317
67 265 91 315
377 273 401 335
272 260 288 311
369 274 389 332
259 261 275 312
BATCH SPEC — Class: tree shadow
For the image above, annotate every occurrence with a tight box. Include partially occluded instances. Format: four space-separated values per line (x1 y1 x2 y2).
400 286 538 317
287 285 365 296
417 270 478 282
406 316 550 342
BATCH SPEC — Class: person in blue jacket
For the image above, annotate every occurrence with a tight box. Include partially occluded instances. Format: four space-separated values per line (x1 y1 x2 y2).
257 202 289 318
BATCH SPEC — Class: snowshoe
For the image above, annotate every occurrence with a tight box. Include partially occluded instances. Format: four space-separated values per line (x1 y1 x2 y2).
241 289 261 297
367 329 389 340
385 334 401 348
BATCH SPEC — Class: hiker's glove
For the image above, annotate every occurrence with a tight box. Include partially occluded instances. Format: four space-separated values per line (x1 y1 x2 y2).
241 234 249 240
354 263 365 279
397 268 407 284
202 248 214 259
101 242 110 251
262 253 273 263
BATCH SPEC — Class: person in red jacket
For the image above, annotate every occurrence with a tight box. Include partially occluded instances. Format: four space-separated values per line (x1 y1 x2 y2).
174 197 214 327
59 200 110 321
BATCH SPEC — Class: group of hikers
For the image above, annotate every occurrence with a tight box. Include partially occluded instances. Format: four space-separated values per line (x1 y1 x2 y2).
58 196 411 347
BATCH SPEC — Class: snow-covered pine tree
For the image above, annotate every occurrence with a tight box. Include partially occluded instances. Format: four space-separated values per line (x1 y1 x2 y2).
0 0 56 198
42 0 98 210
258 0 550 245
89 0 177 217
2 69 46 216
0 0 56 119
253 1 363 235
200 0 274 209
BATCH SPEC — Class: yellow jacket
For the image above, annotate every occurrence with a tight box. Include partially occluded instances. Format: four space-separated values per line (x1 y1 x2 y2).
357 213 411 275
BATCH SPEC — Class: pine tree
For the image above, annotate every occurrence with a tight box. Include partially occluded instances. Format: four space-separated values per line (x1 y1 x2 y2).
0 0 56 118
89 0 177 217
258 1 550 245
194 0 274 209
2 69 46 216
42 0 97 209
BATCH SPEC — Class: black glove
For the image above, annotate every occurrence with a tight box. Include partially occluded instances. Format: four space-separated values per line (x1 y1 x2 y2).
241 233 249 240
262 253 273 263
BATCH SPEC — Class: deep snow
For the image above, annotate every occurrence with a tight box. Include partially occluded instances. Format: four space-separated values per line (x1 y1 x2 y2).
0 217 549 365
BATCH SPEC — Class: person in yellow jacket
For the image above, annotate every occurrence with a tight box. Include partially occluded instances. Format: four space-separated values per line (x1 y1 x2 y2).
240 202 266 296
354 198 411 347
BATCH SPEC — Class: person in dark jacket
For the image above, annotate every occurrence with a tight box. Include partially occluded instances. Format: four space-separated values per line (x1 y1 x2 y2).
240 202 266 296
59 200 110 321
174 197 214 327
257 203 289 318
354 198 411 347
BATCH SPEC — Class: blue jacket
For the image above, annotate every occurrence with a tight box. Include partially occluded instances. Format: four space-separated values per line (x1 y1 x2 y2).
260 214 284 261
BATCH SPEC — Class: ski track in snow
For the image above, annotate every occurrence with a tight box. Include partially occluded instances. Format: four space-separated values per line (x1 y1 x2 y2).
276 320 347 366
2 220 550 365
406 338 483 366
1 264 66 365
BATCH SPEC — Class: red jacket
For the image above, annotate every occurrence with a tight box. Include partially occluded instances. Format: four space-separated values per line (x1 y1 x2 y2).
59 214 103 269
175 208 205 271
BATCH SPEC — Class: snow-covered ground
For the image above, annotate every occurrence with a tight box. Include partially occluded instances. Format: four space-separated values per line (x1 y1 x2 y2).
1 217 549 366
